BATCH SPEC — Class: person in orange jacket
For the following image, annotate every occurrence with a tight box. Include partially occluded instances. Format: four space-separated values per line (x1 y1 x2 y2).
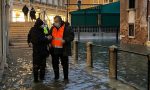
49 16 74 81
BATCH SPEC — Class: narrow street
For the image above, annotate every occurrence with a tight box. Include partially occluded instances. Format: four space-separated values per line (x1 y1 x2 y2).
0 47 136 90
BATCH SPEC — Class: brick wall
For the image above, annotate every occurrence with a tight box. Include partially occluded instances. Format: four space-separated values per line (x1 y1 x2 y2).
120 0 148 45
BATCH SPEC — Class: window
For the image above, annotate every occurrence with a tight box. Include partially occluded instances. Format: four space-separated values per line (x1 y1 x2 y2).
62 0 65 6
12 10 25 22
104 0 108 3
20 0 24 2
128 23 135 37
104 0 114 4
109 0 113 3
54 0 58 5
52 0 55 5
41 0 47 4
129 0 135 9
47 0 53 4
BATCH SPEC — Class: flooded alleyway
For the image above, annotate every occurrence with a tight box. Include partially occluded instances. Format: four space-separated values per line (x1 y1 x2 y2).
0 47 136 90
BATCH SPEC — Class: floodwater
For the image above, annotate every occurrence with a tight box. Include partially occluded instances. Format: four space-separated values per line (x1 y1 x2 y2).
0 34 143 90
77 37 149 90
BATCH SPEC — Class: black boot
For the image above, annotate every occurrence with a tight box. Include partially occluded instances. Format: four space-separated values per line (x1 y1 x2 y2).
54 70 59 80
39 67 45 81
33 66 39 83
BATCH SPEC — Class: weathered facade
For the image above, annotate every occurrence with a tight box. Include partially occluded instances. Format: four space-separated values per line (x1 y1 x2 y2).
120 0 148 45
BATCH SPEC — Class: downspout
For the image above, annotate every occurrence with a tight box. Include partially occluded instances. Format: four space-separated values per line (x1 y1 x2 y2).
147 0 149 21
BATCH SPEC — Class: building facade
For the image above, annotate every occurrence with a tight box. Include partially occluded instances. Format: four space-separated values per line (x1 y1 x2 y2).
10 0 67 26
68 0 119 11
120 0 149 45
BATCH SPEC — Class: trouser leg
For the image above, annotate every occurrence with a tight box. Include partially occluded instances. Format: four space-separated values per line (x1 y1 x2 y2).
33 56 40 82
60 56 69 79
39 58 46 80
33 65 39 81
51 55 60 79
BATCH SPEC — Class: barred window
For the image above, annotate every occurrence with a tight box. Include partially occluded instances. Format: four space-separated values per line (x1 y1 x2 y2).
128 23 135 37
129 0 135 9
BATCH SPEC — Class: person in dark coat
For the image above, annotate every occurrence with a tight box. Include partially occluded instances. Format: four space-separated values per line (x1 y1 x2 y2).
49 16 74 81
27 18 51 82
30 7 36 21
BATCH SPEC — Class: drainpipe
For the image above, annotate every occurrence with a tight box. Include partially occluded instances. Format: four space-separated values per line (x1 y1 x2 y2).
147 0 149 21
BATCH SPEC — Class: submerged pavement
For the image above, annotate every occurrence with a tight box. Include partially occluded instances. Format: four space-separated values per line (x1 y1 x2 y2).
0 47 136 90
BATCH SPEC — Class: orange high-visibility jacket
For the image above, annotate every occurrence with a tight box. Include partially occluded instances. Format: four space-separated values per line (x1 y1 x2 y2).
51 24 65 48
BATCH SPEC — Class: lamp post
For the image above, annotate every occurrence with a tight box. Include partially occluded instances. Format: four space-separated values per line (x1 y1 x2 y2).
77 0 81 10
77 0 81 41
66 0 69 22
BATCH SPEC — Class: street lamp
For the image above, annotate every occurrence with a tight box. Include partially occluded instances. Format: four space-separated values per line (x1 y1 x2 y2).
66 0 69 22
77 0 81 41
77 0 81 10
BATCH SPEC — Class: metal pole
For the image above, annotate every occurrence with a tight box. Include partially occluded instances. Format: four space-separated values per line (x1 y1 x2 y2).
116 27 119 43
66 0 69 22
115 48 118 80
78 26 80 42
0 0 2 59
5 1 10 59
147 55 150 90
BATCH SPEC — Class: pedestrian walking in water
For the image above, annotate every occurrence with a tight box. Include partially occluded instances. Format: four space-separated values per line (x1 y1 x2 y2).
49 16 74 81
27 18 51 83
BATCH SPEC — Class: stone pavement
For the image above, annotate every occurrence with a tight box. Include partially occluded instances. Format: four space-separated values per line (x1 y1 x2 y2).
0 47 136 90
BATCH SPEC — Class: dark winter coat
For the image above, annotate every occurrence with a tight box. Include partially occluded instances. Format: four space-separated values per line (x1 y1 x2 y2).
49 22 74 56
28 19 50 58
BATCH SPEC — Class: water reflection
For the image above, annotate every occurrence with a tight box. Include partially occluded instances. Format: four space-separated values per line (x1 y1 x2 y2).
78 39 148 90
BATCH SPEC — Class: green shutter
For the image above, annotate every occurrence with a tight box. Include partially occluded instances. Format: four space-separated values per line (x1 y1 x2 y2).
85 14 98 26
101 14 120 27
71 15 85 26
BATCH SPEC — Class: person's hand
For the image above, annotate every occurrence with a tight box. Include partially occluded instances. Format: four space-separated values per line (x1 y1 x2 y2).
28 43 32 47
62 40 65 44
47 35 52 40
49 44 52 48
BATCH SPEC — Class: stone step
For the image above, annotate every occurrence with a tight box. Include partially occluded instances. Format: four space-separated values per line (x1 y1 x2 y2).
10 22 34 27
11 43 28 45
10 38 27 41
9 36 27 39
9 45 30 48
9 34 28 37
9 22 35 48
10 30 30 33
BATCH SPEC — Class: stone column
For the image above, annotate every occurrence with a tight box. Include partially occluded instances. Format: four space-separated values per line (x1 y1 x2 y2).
109 45 117 79
73 40 78 64
86 42 93 67
0 0 7 80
